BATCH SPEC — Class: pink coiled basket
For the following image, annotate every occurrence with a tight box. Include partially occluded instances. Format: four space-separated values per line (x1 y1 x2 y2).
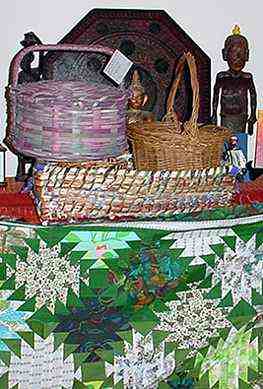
5 44 129 162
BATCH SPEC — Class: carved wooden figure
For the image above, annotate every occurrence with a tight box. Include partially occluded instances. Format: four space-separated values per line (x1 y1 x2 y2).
127 70 154 124
212 26 257 135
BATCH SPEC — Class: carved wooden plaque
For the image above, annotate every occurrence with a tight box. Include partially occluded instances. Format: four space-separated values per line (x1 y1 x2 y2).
44 9 211 122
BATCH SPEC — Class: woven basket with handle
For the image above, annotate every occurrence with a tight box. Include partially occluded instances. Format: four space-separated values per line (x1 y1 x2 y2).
128 52 232 171
5 44 129 162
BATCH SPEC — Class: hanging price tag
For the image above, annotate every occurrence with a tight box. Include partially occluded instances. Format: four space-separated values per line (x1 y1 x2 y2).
103 50 133 85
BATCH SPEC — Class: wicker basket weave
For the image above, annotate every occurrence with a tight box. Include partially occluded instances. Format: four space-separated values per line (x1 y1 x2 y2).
128 52 232 171
33 161 235 224
5 44 129 162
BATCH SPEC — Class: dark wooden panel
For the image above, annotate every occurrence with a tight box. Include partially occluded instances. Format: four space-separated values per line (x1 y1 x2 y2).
44 9 211 123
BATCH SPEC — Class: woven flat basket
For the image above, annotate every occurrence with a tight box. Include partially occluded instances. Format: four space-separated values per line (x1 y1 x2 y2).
33 161 235 224
5 44 129 161
128 52 232 171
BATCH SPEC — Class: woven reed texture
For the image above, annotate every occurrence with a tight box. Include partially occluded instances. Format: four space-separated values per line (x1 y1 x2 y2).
33 162 235 224
128 52 232 171
6 44 129 161
35 152 133 170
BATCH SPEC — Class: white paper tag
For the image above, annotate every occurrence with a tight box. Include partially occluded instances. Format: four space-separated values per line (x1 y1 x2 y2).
103 50 133 85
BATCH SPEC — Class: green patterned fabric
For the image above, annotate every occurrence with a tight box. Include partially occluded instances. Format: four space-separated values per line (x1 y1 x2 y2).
0 219 262 388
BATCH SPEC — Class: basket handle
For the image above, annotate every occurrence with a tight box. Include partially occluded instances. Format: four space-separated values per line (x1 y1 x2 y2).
165 52 200 138
9 44 116 87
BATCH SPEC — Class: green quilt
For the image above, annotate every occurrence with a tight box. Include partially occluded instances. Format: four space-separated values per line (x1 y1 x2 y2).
0 218 262 388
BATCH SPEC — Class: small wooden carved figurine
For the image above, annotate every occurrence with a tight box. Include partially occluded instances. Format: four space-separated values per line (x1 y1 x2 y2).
212 25 257 135
127 70 154 124
16 32 43 181
18 32 43 84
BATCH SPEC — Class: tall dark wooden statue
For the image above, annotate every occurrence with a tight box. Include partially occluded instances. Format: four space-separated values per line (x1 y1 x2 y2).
15 32 43 181
211 25 257 135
